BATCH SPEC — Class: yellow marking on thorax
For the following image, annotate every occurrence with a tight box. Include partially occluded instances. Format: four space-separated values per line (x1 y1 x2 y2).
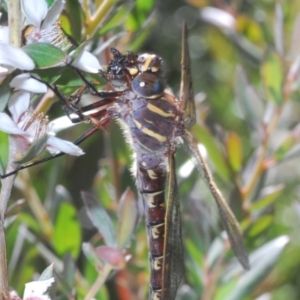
147 103 175 118
133 119 167 142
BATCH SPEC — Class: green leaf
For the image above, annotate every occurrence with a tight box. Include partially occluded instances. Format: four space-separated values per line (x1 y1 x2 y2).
274 124 300 161
14 135 48 164
281 143 300 162
234 66 264 128
226 132 243 172
248 215 274 237
54 271 73 297
82 191 116 247
99 5 134 35
251 185 284 212
23 43 66 68
117 188 137 249
63 0 82 42
261 51 283 106
274 135 297 161
62 254 75 287
39 264 54 281
224 236 289 300
45 0 55 8
68 39 91 62
0 75 11 112
206 236 225 269
191 125 230 181
6 199 26 217
53 202 81 258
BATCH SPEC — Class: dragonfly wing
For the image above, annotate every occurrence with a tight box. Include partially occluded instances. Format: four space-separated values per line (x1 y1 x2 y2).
183 130 250 270
162 154 184 300
180 21 196 129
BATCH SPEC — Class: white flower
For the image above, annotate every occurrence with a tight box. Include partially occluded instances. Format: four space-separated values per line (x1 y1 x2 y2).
21 0 71 51
70 50 102 73
0 91 84 156
0 43 35 71
21 0 102 72
23 277 55 300
10 74 47 93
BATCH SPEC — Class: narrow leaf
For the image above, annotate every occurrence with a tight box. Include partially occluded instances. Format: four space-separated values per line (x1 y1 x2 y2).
117 188 137 249
191 125 230 181
0 76 11 112
62 254 75 287
14 134 48 164
226 132 243 172
6 199 26 217
261 51 283 106
39 264 54 281
274 4 284 55
225 236 289 300
235 65 264 129
251 185 284 212
248 215 274 237
290 14 300 59
82 191 116 247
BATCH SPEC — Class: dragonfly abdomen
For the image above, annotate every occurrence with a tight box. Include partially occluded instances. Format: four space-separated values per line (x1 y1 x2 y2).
137 153 169 300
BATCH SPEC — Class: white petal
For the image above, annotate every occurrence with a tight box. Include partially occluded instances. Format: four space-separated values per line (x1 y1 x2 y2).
0 26 9 43
71 50 102 73
21 0 48 28
23 278 54 300
41 0 65 30
0 112 25 135
49 115 79 132
8 91 30 123
10 74 47 93
200 7 236 30
0 66 9 81
47 135 85 156
0 43 35 70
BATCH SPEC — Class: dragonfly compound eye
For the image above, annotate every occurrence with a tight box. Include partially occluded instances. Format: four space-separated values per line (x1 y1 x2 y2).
132 72 164 98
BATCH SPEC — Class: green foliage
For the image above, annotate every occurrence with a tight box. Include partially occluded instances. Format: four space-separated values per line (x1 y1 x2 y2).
1 0 300 299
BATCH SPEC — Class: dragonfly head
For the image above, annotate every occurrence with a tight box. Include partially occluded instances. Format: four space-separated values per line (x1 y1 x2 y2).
105 49 165 98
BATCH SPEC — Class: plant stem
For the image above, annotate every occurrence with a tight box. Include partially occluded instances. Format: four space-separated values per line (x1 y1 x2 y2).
0 176 15 299
84 264 114 300
83 0 117 37
7 0 22 47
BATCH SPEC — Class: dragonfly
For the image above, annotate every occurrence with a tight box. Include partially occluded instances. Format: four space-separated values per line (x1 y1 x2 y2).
2 23 249 299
